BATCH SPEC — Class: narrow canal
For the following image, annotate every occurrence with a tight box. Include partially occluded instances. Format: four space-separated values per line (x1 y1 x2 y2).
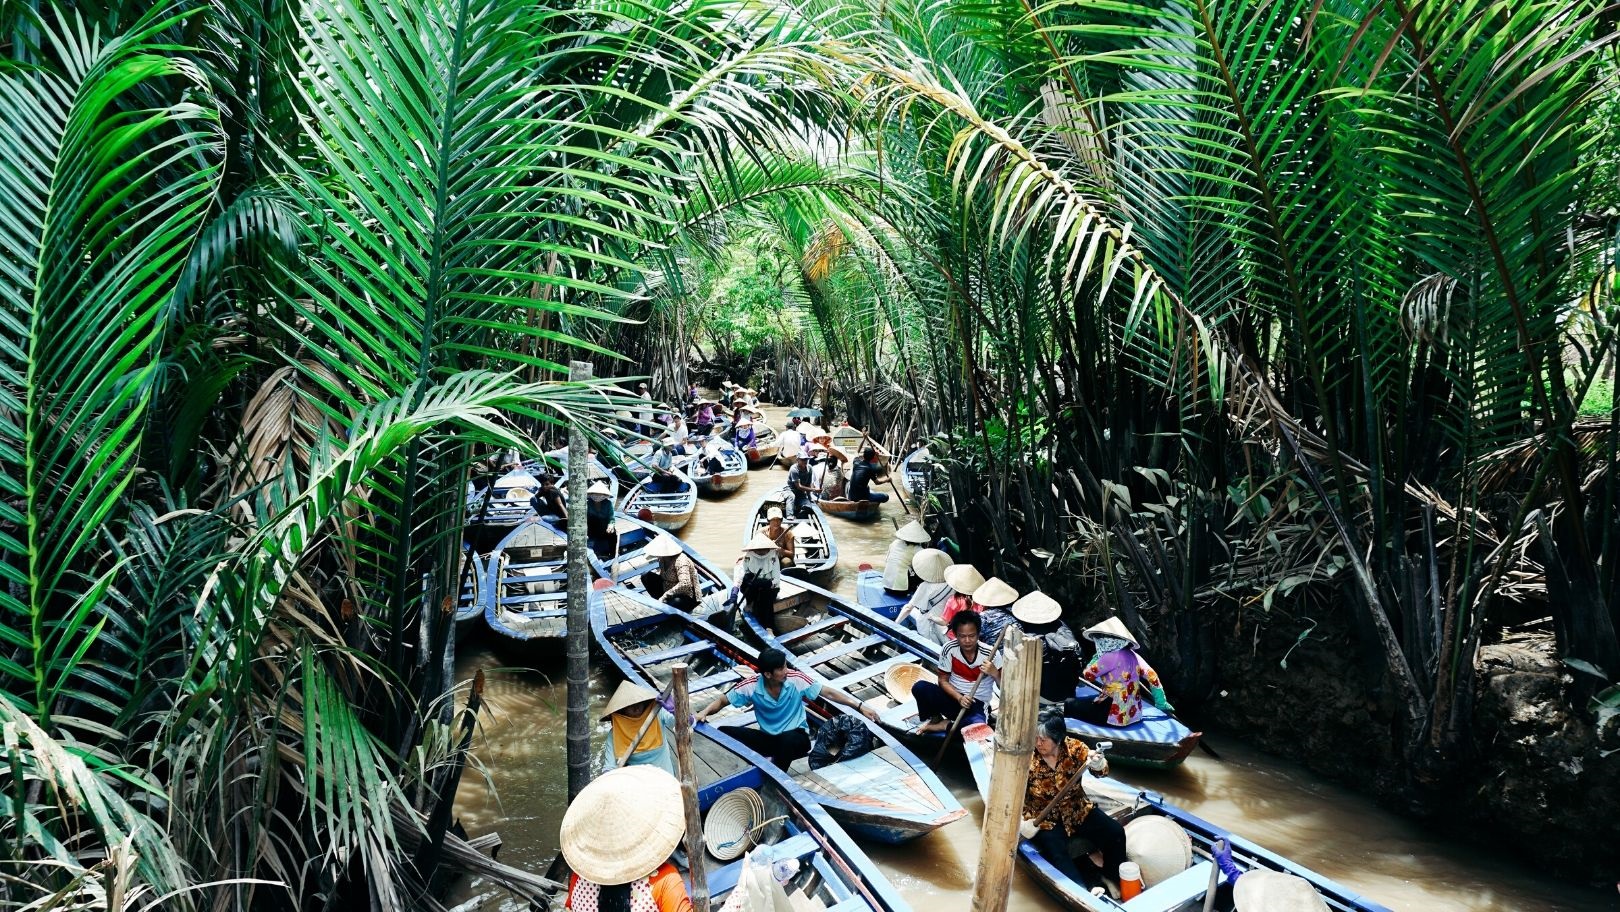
450 402 1611 911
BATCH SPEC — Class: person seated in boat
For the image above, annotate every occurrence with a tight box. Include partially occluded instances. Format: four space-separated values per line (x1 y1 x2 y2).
586 482 615 551
561 765 692 912
663 412 691 456
531 473 568 521
788 451 822 519
1017 710 1129 893
643 534 700 611
808 434 849 497
732 414 757 452
880 520 930 596
932 564 985 640
735 532 782 633
694 647 877 770
691 398 717 437
847 447 891 503
777 419 804 471
1065 617 1174 727
646 440 677 494
896 548 954 645
699 435 728 476
967 577 1020 644
911 610 1001 735
761 507 797 573
1007 591 1086 702
600 681 676 774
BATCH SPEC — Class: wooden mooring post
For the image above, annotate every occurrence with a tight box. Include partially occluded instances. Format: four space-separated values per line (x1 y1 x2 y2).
972 634 1042 912
672 663 710 912
565 360 593 802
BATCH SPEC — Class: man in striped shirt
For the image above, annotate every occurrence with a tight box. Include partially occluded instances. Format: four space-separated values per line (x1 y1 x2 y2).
696 648 877 769
911 610 1002 735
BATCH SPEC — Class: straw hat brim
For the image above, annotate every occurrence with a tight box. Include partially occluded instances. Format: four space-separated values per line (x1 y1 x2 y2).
943 564 985 596
884 663 929 704
1082 616 1139 647
600 680 660 719
1124 816 1193 887
894 520 931 544
645 535 684 558
743 532 779 552
1011 591 1062 625
1233 871 1331 912
587 482 611 497
561 766 685 885
973 577 1018 608
911 549 952 583
703 788 764 861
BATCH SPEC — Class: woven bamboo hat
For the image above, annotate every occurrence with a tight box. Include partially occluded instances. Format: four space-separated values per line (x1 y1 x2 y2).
894 520 931 544
560 766 684 885
703 787 765 861
599 680 659 720
943 564 985 596
743 532 779 552
645 534 683 558
1082 616 1139 648
884 663 929 703
1011 591 1062 625
1234 871 1330 912
587 481 611 497
973 577 1018 608
1123 816 1193 887
911 549 952 583
798 425 826 439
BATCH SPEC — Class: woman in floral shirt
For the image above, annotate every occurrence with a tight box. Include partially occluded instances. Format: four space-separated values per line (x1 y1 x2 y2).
1066 616 1174 727
1017 711 1128 889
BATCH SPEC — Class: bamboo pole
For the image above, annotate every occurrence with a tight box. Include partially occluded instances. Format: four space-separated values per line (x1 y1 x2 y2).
972 634 1042 912
672 664 710 912
566 360 593 802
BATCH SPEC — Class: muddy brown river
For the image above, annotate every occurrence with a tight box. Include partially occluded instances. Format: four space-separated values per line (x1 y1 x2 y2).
450 403 1611 911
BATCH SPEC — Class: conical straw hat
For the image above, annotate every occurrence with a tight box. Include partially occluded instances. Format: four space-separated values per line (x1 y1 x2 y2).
600 680 660 720
894 520 931 544
797 425 826 440
944 564 985 595
1082 616 1139 647
645 534 683 558
911 549 952 583
973 577 1018 608
743 532 779 552
1011 591 1062 625
1234 871 1330 912
703 788 765 861
587 481 611 497
560 766 684 885
884 663 930 703
1124 816 1193 887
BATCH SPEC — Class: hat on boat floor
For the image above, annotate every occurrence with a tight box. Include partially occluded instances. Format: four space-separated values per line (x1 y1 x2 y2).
743 532 779 552
703 787 765 861
645 534 684 558
884 663 929 704
1082 616 1139 648
973 577 1018 608
1123 816 1193 887
894 520 931 544
911 548 952 583
587 481 611 497
944 564 985 596
1234 871 1330 912
600 680 660 720
560 766 684 885
1011 590 1062 625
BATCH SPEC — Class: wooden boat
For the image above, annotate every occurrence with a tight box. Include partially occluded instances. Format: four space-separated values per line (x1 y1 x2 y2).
591 588 966 845
830 425 889 459
620 468 698 531
897 446 936 497
817 496 883 523
759 581 1202 769
742 423 781 468
620 439 695 481
455 546 487 626
747 487 837 576
854 568 908 621
466 466 541 533
690 441 748 496
960 724 1392 912
483 519 569 658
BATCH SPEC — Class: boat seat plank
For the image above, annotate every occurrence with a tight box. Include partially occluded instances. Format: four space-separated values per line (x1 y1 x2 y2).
823 899 866 912
803 634 887 664
636 640 714 665
826 654 917 692
779 616 849 645
1126 860 1214 909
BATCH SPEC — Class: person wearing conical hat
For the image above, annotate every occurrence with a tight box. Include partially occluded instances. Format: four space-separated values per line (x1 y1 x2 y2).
1016 709 1128 893
1007 591 1086 702
896 549 954 646
933 563 986 641
730 408 757 452
586 480 615 550
969 577 1021 644
598 681 677 775
690 397 716 437
561 766 692 911
881 520 932 594
736 531 784 634
641 535 699 612
1065 616 1174 728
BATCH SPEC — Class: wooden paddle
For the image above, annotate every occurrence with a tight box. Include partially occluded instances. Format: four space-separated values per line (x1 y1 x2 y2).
614 681 676 767
932 624 1009 764
1030 740 1112 826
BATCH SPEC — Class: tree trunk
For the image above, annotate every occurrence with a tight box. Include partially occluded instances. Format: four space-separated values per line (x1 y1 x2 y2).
566 360 593 801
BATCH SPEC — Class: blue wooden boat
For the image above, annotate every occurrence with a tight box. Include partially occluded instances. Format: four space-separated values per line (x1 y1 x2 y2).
960 724 1391 912
691 439 748 495
455 546 486 627
591 588 966 845
747 486 837 577
466 466 542 532
855 569 907 621
760 581 1203 769
482 518 569 658
621 468 698 531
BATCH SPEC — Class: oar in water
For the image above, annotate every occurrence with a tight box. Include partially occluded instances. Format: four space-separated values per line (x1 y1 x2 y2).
615 680 676 767
933 625 1010 765
1029 740 1112 826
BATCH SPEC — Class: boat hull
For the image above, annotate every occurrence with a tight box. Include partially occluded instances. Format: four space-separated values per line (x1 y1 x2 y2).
620 470 697 531
746 487 837 576
818 497 883 522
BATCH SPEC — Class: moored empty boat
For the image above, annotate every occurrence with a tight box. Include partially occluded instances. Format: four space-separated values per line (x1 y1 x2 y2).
817 496 883 522
691 440 749 495
483 519 569 658
620 468 698 531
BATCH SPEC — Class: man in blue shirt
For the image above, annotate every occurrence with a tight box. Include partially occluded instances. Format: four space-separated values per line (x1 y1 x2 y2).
695 648 877 769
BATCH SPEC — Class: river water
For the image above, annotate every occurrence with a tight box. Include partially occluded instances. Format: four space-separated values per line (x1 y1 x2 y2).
450 403 1611 911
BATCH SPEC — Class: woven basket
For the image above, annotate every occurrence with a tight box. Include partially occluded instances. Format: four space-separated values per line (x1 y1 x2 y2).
703 788 764 861
884 663 929 704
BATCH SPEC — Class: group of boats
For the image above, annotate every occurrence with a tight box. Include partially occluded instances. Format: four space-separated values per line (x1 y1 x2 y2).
455 414 1391 912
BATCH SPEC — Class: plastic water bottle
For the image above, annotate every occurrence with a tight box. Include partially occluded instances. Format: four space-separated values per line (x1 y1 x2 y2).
1118 861 1144 899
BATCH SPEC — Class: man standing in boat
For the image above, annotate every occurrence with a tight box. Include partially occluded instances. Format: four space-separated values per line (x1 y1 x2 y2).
694 647 878 770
